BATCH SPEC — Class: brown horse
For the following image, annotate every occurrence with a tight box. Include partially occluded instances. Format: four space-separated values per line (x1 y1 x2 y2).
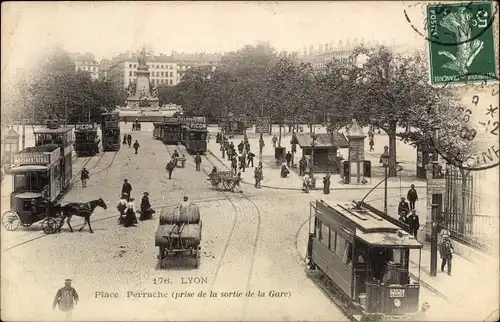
59 197 108 233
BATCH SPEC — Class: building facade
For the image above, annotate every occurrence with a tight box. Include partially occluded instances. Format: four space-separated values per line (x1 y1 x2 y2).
173 52 221 83
108 53 177 90
69 52 100 80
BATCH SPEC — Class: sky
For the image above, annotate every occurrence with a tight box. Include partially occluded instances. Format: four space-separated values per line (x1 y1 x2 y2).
1 1 428 78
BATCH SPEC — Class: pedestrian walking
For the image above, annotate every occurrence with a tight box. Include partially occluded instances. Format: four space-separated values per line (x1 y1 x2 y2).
299 156 307 176
133 140 140 154
124 197 137 227
53 279 79 321
172 149 180 167
247 151 255 167
369 138 374 152
254 163 263 188
122 134 127 146
231 155 238 174
323 172 331 195
272 135 278 148
237 140 244 154
140 192 153 221
407 184 419 210
398 197 410 216
194 153 202 171
166 160 175 179
127 134 132 148
408 209 420 238
117 193 128 224
398 210 410 232
285 151 292 167
440 236 454 275
280 160 290 178
80 167 89 188
121 179 132 197
239 153 246 172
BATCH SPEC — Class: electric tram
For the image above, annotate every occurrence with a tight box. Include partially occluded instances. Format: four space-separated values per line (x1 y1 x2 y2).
182 116 208 154
74 123 99 156
100 112 121 151
161 116 183 144
306 200 423 321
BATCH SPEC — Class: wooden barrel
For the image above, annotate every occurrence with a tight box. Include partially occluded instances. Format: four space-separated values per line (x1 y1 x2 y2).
155 222 202 247
159 205 200 225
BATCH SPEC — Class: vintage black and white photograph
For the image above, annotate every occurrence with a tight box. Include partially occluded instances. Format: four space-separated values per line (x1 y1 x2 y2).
1 1 499 321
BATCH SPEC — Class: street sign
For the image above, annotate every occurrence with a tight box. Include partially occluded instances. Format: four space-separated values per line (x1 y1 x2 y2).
255 117 270 133
427 178 446 194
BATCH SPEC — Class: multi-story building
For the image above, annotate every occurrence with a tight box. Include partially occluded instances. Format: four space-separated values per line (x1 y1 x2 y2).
69 52 100 80
107 52 177 90
298 39 407 70
173 52 221 83
98 59 110 80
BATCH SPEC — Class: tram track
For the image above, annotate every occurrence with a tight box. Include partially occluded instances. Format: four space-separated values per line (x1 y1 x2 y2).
176 144 262 317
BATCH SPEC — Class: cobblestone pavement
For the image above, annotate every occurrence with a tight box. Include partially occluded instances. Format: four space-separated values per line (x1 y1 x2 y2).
1 127 348 321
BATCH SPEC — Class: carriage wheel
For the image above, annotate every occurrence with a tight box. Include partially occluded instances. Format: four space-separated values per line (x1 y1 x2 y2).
2 211 20 231
222 180 232 191
41 218 58 234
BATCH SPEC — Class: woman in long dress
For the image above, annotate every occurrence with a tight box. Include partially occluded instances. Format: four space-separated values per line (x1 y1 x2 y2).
124 198 137 227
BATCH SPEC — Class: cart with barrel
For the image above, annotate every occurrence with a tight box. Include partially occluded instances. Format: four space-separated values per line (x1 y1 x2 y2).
155 203 202 268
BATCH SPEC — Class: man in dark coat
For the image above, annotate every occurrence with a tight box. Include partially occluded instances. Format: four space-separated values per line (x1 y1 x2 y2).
194 153 202 171
407 210 420 238
231 155 238 174
407 184 419 210
285 151 292 167
166 160 175 179
398 211 410 232
123 134 127 145
398 197 410 216
80 167 89 187
127 134 132 147
440 237 454 275
237 141 244 154
133 140 140 154
247 151 255 167
172 150 180 167
299 156 307 176
53 279 79 320
239 153 246 172
121 179 132 197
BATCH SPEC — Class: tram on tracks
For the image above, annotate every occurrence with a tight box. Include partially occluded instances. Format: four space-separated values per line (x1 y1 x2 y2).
306 200 423 321
101 112 121 151
182 116 208 154
74 123 99 156
161 116 184 144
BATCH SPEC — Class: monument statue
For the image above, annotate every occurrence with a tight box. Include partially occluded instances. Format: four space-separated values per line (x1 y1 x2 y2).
138 46 148 68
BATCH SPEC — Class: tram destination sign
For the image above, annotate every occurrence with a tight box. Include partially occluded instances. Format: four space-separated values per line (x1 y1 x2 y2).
14 152 49 165
75 123 95 130
190 122 207 129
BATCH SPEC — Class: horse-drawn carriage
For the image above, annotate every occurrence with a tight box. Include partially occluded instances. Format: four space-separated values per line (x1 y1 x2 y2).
208 171 241 192
2 196 64 234
155 204 202 268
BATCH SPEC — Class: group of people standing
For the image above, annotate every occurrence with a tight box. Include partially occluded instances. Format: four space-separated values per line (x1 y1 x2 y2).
122 134 140 154
117 179 154 227
397 184 421 238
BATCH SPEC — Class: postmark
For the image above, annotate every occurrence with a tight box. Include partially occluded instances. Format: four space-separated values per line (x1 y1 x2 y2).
436 73 499 171
426 1 498 85
403 1 498 46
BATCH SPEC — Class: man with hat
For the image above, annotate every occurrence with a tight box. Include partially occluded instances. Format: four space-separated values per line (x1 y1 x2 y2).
440 236 454 275
53 278 79 320
407 184 419 211
117 193 129 224
140 192 152 221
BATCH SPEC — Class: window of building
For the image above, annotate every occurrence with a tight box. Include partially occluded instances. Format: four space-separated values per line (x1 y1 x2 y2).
129 64 132 68
169 79 173 85
129 71 132 76
157 72 160 77
134 64 137 68
134 71 137 76
161 72 164 77
169 72 173 77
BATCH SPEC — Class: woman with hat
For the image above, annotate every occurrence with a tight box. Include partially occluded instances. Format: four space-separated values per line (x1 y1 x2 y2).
124 197 137 227
117 193 128 224
140 192 152 221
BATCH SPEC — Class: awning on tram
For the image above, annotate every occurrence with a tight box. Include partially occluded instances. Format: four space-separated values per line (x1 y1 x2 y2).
356 229 423 249
12 192 43 199
9 165 49 173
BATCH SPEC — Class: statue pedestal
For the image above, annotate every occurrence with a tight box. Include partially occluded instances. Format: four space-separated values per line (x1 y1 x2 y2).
126 66 158 109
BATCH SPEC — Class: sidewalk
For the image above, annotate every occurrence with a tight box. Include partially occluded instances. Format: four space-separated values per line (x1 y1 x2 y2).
206 133 426 192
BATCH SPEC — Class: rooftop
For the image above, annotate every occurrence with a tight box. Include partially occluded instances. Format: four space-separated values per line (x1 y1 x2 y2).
296 133 349 148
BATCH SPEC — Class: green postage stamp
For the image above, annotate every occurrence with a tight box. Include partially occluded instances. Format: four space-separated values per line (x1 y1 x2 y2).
427 1 498 85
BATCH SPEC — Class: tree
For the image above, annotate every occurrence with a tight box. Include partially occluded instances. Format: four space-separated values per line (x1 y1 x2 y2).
350 45 471 176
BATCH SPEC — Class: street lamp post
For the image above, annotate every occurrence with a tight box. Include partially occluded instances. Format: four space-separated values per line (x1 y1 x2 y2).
309 133 317 188
429 95 441 277
381 147 391 215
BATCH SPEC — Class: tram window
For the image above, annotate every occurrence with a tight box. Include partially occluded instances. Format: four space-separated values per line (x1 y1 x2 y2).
13 172 48 192
336 234 353 265
329 230 337 251
315 218 321 238
321 223 329 247
393 249 403 264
